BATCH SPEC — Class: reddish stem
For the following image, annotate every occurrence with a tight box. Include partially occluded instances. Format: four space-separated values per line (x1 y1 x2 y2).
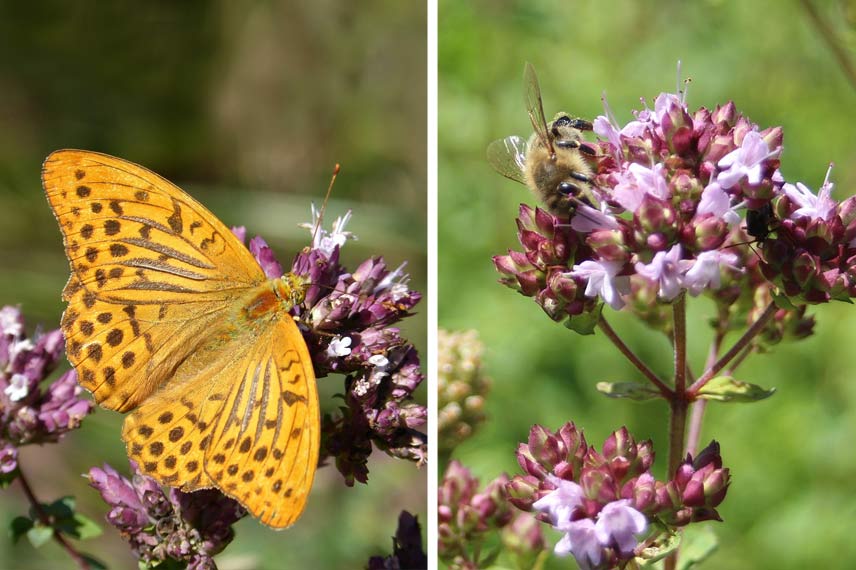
688 302 777 395
16 465 91 570
664 296 689 570
686 329 725 456
597 316 672 397
667 294 689 481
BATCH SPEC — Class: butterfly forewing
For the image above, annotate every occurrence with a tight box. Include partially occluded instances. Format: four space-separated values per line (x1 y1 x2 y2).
43 149 320 529
42 150 266 301
43 150 265 411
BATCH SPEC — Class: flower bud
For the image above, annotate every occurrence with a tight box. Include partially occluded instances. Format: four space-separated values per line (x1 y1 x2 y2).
588 229 629 262
506 474 541 510
438 330 491 453
711 101 737 127
635 194 677 238
501 513 546 569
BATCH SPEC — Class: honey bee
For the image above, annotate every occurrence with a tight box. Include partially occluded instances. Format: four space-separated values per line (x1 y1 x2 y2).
487 62 598 217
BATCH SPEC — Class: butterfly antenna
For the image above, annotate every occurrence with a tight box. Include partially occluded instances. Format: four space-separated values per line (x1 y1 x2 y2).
311 163 340 247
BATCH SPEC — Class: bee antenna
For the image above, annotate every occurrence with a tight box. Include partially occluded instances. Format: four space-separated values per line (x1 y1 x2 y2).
311 163 341 247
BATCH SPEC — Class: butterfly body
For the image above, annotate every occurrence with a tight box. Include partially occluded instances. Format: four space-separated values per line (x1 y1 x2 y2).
43 150 319 528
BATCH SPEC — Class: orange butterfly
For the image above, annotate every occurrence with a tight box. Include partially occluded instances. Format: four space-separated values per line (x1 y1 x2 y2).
42 149 319 528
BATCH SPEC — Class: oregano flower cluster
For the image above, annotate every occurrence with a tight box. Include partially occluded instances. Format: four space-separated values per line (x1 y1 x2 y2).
494 85 855 333
482 67 845 568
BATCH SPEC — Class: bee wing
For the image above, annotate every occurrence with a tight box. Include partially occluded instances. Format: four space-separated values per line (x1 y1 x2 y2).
487 136 528 184
523 62 553 154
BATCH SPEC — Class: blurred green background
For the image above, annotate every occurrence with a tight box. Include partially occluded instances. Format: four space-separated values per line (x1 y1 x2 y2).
0 2 426 569
439 0 856 568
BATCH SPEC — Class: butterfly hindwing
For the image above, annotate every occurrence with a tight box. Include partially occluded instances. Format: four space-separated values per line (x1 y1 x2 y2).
123 310 319 527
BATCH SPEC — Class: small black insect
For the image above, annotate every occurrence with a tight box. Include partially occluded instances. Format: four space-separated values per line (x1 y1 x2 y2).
745 202 775 245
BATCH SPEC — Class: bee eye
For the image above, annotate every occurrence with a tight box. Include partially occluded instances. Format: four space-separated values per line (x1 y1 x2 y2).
558 182 578 196
554 115 572 127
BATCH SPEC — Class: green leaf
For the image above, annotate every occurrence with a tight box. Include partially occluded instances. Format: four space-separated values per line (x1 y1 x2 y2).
66 513 103 540
771 290 797 310
478 545 503 568
564 303 602 335
37 496 103 540
26 524 54 548
638 529 681 565
696 376 775 403
10 516 33 543
596 381 661 401
0 468 18 488
29 496 75 524
44 496 76 517
677 525 719 569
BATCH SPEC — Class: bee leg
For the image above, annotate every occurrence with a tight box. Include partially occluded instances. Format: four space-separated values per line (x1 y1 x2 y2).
569 118 593 131
578 143 597 156
556 139 598 157
569 171 592 183
555 139 581 149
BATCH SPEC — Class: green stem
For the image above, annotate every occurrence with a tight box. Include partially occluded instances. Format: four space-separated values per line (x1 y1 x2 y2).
799 0 856 93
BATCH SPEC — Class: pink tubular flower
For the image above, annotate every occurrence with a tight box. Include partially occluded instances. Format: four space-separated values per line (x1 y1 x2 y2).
782 164 836 222
612 163 670 213
88 461 245 568
555 519 602 568
532 474 647 567
634 245 684 300
492 64 851 332
681 250 739 296
696 182 741 226
510 424 729 566
716 130 780 189
233 208 425 484
0 307 93 456
571 204 621 233
247 235 283 279
532 477 585 528
594 500 648 556
569 260 630 310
